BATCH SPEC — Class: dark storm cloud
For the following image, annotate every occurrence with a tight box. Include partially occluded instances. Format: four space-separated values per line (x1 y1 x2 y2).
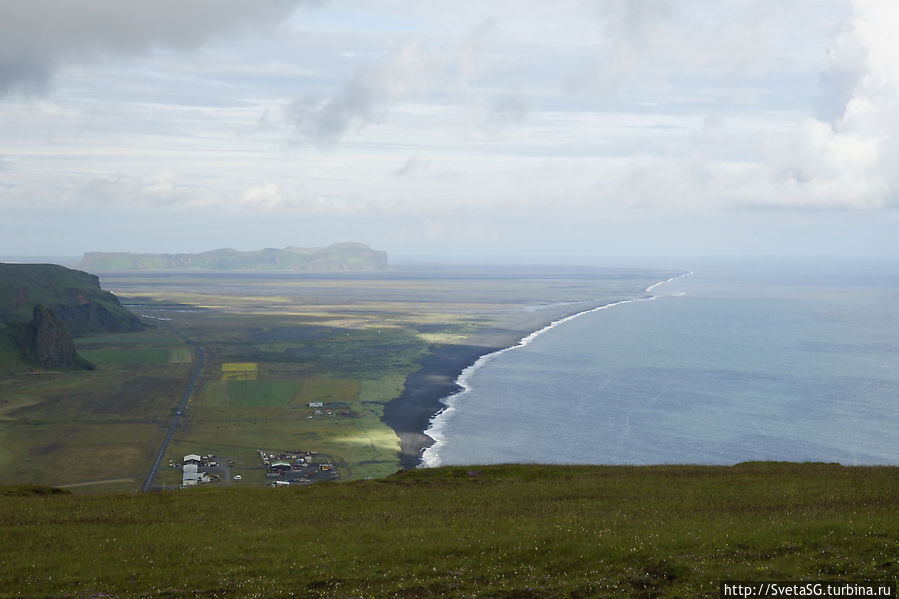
0 0 302 95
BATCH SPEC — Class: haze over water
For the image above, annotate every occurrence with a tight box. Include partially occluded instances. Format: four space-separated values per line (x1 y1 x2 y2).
424 260 899 467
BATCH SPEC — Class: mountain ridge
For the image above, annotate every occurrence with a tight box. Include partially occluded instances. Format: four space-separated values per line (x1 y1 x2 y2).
76 242 388 272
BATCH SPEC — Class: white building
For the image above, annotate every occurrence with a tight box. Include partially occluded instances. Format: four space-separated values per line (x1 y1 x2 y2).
183 463 199 487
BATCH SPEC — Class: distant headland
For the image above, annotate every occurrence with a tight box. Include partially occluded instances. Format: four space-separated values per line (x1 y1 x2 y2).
75 242 388 272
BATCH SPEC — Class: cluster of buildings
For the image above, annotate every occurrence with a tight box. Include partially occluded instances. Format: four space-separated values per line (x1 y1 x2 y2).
171 449 340 488
259 448 340 485
180 453 220 487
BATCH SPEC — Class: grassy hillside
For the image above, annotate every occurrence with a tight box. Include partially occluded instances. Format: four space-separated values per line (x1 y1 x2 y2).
0 463 896 597
0 323 22 371
0 263 142 335
76 242 388 272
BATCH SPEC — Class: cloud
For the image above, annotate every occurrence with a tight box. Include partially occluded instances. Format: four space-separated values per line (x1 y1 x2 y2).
767 0 899 209
285 66 384 144
0 0 302 95
284 43 442 145
483 94 529 133
282 16 524 145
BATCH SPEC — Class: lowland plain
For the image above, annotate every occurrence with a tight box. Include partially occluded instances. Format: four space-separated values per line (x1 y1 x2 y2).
0 265 667 490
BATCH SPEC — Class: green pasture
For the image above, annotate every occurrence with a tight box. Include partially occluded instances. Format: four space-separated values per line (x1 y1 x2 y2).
77 347 170 365
171 372 401 480
0 322 191 487
294 377 361 405
204 379 303 407
0 421 161 488
76 325 192 366
75 328 176 346
0 326 22 371
0 463 896 597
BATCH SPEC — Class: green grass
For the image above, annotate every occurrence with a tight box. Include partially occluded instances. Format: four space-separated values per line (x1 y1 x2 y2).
0 325 23 371
0 323 192 487
171 373 400 480
0 263 141 334
0 463 895 598
205 379 304 407
78 347 171 365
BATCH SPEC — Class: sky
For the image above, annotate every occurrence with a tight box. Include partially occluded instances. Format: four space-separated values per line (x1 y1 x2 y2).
1 0 898 264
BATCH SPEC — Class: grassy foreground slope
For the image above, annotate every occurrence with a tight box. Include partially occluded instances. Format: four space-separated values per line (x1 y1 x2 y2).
1 463 896 598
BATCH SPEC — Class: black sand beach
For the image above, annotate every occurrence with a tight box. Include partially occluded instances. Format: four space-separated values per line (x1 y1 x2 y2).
383 299 636 469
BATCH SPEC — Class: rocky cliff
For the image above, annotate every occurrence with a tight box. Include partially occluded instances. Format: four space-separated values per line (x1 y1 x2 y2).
0 263 143 335
19 305 92 369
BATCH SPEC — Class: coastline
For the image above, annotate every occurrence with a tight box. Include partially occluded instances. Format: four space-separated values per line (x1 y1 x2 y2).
382 272 693 470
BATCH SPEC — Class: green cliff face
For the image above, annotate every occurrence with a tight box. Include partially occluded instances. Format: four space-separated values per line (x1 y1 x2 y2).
75 242 388 272
0 263 143 336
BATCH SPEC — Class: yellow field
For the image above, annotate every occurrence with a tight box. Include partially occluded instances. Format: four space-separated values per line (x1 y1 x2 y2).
221 362 258 381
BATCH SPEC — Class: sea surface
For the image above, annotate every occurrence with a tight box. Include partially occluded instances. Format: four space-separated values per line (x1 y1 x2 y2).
422 259 899 467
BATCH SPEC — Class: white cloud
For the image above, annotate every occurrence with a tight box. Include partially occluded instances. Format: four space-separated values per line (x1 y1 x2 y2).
4 0 899 258
763 0 899 209
0 0 302 95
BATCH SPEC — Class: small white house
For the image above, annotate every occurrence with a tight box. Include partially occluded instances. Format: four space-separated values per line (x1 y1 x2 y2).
308 402 323 408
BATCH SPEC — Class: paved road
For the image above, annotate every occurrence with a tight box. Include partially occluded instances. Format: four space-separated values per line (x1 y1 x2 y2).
141 318 205 492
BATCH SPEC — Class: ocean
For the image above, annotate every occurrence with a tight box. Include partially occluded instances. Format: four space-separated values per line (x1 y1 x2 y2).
422 259 899 467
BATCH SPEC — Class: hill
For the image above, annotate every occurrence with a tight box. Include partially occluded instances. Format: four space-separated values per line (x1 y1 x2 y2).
0 463 896 597
76 242 388 272
0 323 21 370
0 263 143 335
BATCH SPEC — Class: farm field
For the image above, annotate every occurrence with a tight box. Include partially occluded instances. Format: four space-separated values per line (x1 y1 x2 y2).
1 266 666 489
110 267 664 486
0 323 193 492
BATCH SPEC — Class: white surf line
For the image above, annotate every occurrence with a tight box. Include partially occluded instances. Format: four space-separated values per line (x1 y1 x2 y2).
420 270 694 468
645 270 694 293
140 314 172 321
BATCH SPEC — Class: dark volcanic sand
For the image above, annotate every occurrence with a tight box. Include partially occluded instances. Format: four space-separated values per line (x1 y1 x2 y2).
382 300 633 469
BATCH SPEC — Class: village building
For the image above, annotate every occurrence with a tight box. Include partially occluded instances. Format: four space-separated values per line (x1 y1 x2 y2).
183 463 199 487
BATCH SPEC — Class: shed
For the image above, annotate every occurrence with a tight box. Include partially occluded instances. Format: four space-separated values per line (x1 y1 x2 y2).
183 465 199 487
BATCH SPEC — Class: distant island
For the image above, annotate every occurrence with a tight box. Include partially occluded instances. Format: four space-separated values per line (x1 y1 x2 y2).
75 242 388 272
